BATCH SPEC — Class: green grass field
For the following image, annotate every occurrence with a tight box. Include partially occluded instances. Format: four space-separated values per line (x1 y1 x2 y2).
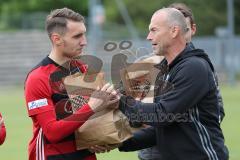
0 85 239 160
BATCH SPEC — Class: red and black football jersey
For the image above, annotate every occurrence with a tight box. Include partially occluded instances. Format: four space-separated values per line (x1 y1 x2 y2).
24 56 96 160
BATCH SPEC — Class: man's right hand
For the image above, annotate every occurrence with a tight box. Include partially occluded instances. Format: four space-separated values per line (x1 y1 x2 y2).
88 144 122 153
88 83 120 112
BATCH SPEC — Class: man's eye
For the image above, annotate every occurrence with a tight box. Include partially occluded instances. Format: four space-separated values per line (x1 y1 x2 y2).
74 34 82 38
151 28 157 32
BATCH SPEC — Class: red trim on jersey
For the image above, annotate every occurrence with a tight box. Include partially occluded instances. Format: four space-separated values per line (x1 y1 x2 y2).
70 59 88 73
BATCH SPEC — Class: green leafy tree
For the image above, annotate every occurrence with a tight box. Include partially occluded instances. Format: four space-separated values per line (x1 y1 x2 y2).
0 0 88 30
103 0 233 36
0 0 239 35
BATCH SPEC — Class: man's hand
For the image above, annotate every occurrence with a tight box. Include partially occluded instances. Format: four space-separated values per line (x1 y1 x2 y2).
88 144 121 153
88 83 120 112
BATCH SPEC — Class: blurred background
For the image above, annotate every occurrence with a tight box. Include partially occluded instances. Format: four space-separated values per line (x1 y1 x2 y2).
0 0 239 160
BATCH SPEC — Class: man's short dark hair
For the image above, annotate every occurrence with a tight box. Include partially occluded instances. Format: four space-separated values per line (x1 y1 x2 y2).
45 7 85 37
168 3 195 27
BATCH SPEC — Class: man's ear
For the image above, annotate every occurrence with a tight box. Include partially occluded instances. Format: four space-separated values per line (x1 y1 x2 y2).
51 33 63 46
191 24 197 36
171 26 179 38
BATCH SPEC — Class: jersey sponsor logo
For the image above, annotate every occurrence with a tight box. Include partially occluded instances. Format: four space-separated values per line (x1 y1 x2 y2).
28 98 48 110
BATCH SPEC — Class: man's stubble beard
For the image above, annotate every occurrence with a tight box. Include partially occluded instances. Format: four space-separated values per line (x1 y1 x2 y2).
155 44 166 56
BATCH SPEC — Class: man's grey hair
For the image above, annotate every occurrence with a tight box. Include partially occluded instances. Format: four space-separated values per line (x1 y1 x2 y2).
155 8 188 34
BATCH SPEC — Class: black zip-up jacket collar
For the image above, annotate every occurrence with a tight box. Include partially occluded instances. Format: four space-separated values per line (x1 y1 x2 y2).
155 42 215 73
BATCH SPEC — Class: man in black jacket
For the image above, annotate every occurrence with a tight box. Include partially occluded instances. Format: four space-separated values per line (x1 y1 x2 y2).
136 3 225 160
118 7 229 160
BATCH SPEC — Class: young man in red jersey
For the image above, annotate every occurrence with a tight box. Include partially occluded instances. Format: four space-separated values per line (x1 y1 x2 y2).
24 8 118 160
0 113 6 145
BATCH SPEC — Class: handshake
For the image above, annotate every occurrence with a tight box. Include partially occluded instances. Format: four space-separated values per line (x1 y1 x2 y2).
64 74 133 151
87 83 121 113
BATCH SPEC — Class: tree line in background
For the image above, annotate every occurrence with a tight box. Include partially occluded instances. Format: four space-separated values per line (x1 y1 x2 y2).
0 0 239 36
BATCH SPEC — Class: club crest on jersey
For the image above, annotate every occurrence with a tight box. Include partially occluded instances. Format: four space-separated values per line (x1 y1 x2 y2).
28 98 48 110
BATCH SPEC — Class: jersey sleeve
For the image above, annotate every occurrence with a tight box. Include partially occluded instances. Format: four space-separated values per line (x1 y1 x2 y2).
0 113 6 145
35 103 94 143
25 73 54 116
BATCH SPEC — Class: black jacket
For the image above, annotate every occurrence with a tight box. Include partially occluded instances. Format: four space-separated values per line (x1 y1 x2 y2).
119 43 229 160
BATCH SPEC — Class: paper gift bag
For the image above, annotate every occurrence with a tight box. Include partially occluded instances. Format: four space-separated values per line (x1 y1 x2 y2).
74 109 132 150
63 72 132 150
64 71 105 110
120 55 162 101
64 72 105 96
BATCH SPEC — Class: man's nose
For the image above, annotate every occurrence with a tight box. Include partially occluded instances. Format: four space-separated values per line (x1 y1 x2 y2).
146 32 152 41
81 35 87 46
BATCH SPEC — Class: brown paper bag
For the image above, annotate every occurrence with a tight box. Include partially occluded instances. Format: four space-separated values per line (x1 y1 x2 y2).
74 109 132 150
64 72 105 96
120 55 162 102
64 72 105 110
63 72 133 150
